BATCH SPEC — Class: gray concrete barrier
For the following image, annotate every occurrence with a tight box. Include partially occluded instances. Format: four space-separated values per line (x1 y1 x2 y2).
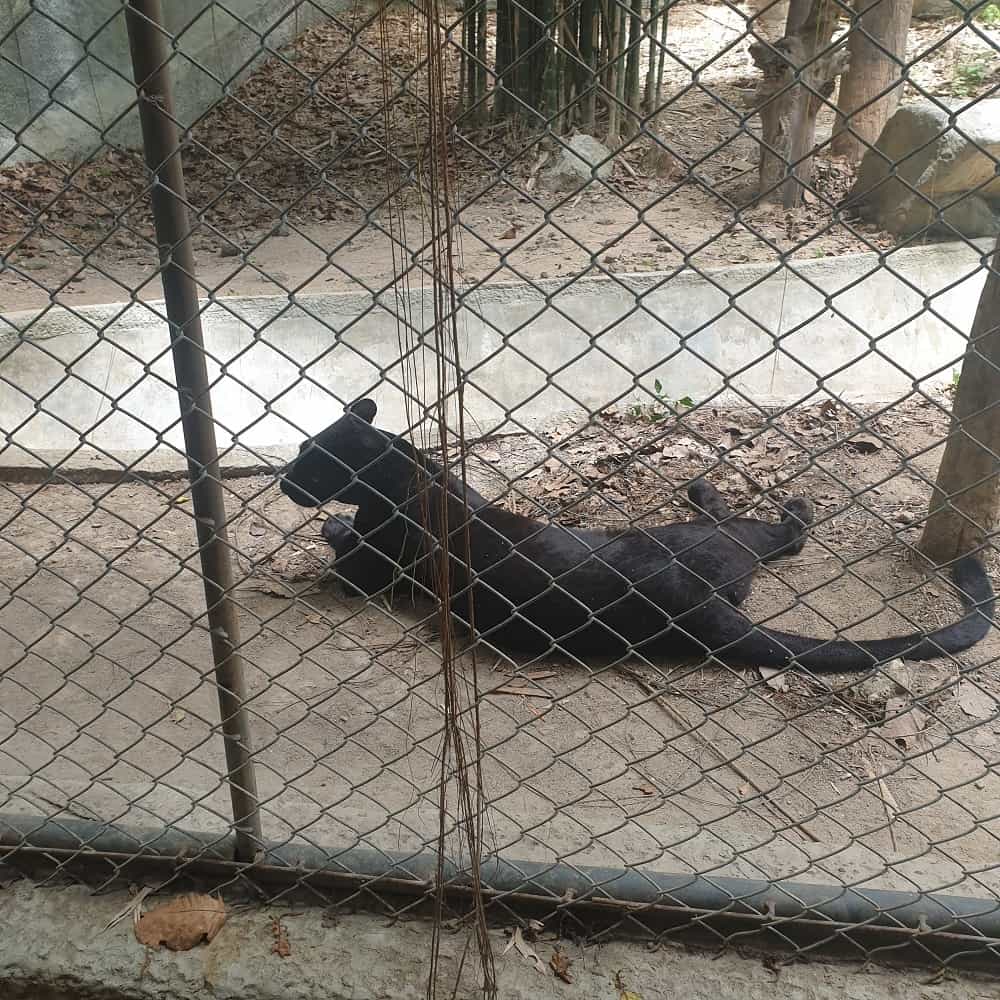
0 240 991 477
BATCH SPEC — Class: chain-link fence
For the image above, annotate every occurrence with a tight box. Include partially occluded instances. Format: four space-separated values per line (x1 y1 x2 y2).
2 0 1000 980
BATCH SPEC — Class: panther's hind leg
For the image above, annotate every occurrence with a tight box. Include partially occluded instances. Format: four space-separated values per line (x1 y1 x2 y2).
687 478 732 521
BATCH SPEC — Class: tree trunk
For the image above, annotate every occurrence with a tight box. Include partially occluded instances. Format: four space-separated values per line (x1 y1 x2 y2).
494 0 513 119
918 240 1000 565
580 0 598 130
831 0 913 163
475 0 488 122
750 0 848 206
612 0 628 141
604 0 622 142
541 0 558 122
623 0 642 136
654 0 668 107
644 0 659 112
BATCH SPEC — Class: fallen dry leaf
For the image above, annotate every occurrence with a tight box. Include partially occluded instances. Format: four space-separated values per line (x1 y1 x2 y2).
759 665 790 693
271 916 291 958
957 680 996 720
503 926 547 974
550 947 573 983
134 893 226 951
847 433 882 454
875 695 928 751
632 784 656 796
497 225 520 240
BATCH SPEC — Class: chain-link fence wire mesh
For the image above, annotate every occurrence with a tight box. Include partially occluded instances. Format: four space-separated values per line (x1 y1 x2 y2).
1 0 1000 970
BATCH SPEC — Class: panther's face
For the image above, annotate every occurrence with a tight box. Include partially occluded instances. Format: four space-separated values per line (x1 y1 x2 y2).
280 398 388 507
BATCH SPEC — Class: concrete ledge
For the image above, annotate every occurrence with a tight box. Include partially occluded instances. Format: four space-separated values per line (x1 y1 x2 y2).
3 880 998 1000
1 240 992 480
0 444 294 484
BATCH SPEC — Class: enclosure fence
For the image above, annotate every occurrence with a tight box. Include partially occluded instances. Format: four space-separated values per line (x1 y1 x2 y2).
2 0 1000 979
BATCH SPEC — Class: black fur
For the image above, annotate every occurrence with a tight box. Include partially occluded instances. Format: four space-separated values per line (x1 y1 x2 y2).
280 399 995 671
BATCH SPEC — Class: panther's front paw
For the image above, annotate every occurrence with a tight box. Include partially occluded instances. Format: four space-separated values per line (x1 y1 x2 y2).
321 513 356 549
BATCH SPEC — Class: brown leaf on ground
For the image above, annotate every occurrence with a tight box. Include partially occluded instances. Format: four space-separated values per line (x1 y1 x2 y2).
271 916 291 958
846 433 883 454
550 946 573 983
134 894 226 951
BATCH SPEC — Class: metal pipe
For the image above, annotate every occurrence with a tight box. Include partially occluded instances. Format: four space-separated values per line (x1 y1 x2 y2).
123 0 261 861
4 814 1000 965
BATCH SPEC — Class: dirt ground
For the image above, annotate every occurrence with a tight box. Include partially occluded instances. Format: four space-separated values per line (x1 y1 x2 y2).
0 3 996 314
3 394 1000 905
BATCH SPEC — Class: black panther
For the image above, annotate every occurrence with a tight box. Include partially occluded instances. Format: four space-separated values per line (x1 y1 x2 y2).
279 399 994 671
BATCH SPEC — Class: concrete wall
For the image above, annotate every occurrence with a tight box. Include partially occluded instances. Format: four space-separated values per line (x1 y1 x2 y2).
0 240 991 473
0 0 338 164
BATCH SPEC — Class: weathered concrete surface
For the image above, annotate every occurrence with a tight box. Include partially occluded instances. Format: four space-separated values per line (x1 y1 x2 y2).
845 100 1000 238
1 881 994 1000
0 1 340 164
0 240 992 478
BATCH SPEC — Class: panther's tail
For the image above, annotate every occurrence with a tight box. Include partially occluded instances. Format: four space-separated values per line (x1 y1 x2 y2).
678 555 994 672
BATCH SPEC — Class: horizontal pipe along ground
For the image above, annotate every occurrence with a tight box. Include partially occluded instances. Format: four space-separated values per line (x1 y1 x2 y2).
3 814 1000 964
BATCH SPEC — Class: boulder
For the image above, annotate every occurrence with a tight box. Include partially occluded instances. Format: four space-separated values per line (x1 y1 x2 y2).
544 134 614 189
843 98 1000 238
912 0 970 18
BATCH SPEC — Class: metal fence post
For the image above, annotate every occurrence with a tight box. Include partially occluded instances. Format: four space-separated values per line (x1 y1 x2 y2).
123 0 262 861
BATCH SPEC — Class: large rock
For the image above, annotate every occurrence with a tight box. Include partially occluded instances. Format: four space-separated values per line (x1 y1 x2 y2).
912 0 971 18
844 99 1000 238
544 133 615 189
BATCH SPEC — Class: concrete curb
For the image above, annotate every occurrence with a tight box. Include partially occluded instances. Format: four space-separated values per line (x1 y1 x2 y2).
1 241 993 481
1 880 994 1000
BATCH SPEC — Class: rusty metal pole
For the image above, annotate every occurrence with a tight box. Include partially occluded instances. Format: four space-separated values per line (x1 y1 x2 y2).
124 0 262 861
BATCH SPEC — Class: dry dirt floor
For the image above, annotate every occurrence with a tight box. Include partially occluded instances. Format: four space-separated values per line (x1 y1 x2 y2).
3 394 1000 907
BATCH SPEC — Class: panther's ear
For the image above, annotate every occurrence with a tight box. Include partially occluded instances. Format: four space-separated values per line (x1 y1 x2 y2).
346 398 377 423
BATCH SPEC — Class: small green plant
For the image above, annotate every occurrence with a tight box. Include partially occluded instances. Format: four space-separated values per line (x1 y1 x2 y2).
629 379 696 422
976 3 1000 25
953 60 989 96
